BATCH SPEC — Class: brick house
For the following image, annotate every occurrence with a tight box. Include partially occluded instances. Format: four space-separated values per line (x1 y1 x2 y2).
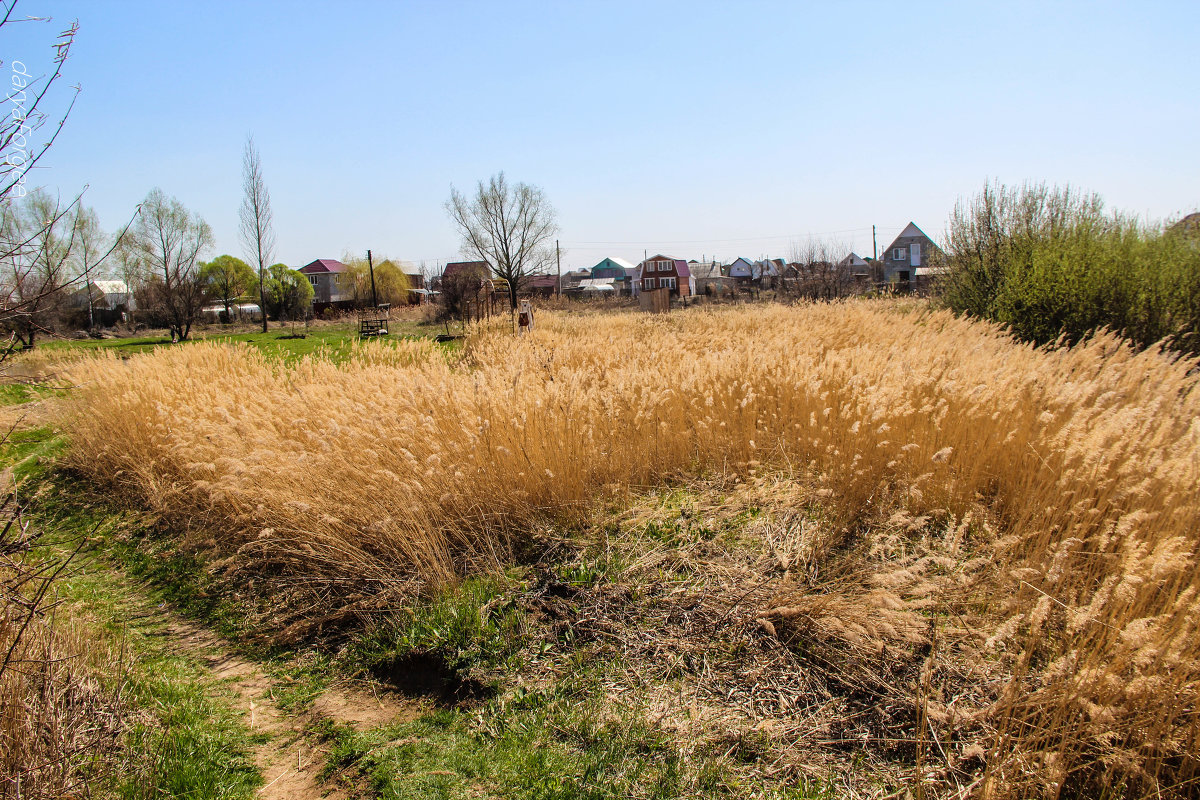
635 254 694 297
880 223 943 286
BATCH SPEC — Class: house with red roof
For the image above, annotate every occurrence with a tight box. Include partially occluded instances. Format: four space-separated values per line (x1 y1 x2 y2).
441 261 491 282
298 259 351 307
634 255 694 297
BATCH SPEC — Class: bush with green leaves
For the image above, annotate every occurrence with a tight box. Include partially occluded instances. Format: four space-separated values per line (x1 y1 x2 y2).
937 182 1200 353
259 263 314 321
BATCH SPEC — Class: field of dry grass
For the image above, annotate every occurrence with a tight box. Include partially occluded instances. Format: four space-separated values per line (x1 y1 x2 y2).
59 301 1200 797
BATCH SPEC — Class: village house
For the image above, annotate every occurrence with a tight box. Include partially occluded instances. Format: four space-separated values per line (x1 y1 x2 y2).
837 252 872 282
728 257 778 286
441 260 491 284
524 274 559 297
688 260 732 296
298 259 352 308
727 257 755 282
880 223 943 286
70 279 135 313
590 257 635 294
635 255 694 297
559 267 591 290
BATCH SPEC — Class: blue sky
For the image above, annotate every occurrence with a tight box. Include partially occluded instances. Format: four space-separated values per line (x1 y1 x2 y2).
6 0 1198 271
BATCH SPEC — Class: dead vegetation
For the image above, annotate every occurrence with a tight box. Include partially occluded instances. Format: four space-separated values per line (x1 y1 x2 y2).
0 495 125 799
58 301 1200 797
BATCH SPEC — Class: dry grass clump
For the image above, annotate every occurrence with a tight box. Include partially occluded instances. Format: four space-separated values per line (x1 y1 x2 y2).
1 496 124 798
60 302 1200 797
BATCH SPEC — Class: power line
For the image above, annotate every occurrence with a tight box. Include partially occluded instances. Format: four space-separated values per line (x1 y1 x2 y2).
562 225 901 247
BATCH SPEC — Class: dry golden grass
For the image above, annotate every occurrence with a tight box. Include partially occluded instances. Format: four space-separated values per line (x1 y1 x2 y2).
60 301 1200 797
1 501 124 798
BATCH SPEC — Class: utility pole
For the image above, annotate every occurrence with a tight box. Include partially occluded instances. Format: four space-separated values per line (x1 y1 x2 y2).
872 225 878 261
367 249 378 308
556 239 561 299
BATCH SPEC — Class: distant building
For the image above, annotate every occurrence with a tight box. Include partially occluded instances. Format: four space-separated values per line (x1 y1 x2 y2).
298 259 351 306
838 252 872 281
70 279 135 312
590 257 634 279
560 268 592 290
590 257 636 294
442 261 491 282
880 223 943 285
523 274 559 297
689 260 731 296
635 255 694 297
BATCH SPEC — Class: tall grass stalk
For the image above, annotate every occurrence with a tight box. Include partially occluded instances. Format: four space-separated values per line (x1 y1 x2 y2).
62 303 1200 797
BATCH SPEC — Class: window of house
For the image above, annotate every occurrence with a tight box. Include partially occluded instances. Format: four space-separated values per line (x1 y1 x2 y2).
644 278 656 289
893 247 907 260
662 277 677 289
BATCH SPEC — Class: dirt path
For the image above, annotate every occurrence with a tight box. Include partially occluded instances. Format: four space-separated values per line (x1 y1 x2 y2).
165 620 421 800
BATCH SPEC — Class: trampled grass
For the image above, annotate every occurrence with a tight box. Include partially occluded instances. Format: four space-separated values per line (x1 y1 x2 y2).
59 301 1200 797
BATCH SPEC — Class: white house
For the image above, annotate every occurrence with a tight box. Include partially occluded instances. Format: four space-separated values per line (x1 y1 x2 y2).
71 279 135 311
727 257 755 279
837 252 871 278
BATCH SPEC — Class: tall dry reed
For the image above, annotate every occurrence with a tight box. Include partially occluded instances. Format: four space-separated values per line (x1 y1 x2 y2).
61 302 1200 797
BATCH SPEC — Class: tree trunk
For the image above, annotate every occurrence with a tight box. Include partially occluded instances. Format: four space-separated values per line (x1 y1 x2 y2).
259 268 267 333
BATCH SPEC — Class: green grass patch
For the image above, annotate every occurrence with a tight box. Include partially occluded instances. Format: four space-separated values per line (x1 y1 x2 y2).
26 527 263 800
4 430 263 799
0 380 65 405
37 320 447 363
316 676 821 800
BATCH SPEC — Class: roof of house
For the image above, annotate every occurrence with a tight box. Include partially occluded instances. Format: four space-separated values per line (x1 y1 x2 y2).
299 259 347 274
882 223 943 259
91 280 129 294
578 278 617 288
525 274 558 289
639 255 691 278
595 256 636 271
689 261 723 279
443 260 490 278
1169 213 1200 236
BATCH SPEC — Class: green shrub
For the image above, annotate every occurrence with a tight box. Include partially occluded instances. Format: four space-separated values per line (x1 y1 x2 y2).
937 182 1200 353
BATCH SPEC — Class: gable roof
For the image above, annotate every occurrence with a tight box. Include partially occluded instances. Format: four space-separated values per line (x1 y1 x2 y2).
299 258 347 274
1169 213 1200 237
443 260 490 279
638 255 692 279
883 223 942 257
594 256 636 271
91 280 129 294
525 274 559 289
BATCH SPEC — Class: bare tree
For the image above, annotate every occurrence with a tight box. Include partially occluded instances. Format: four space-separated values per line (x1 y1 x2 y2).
787 239 856 301
132 188 212 341
446 172 557 310
70 205 103 328
0 189 84 346
239 136 275 333
0 9 81 351
0 7 78 204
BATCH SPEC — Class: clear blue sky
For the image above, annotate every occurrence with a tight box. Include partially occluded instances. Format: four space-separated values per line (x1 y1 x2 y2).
6 0 1198 271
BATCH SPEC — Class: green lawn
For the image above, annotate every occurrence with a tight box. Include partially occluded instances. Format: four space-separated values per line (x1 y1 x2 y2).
36 318 444 362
